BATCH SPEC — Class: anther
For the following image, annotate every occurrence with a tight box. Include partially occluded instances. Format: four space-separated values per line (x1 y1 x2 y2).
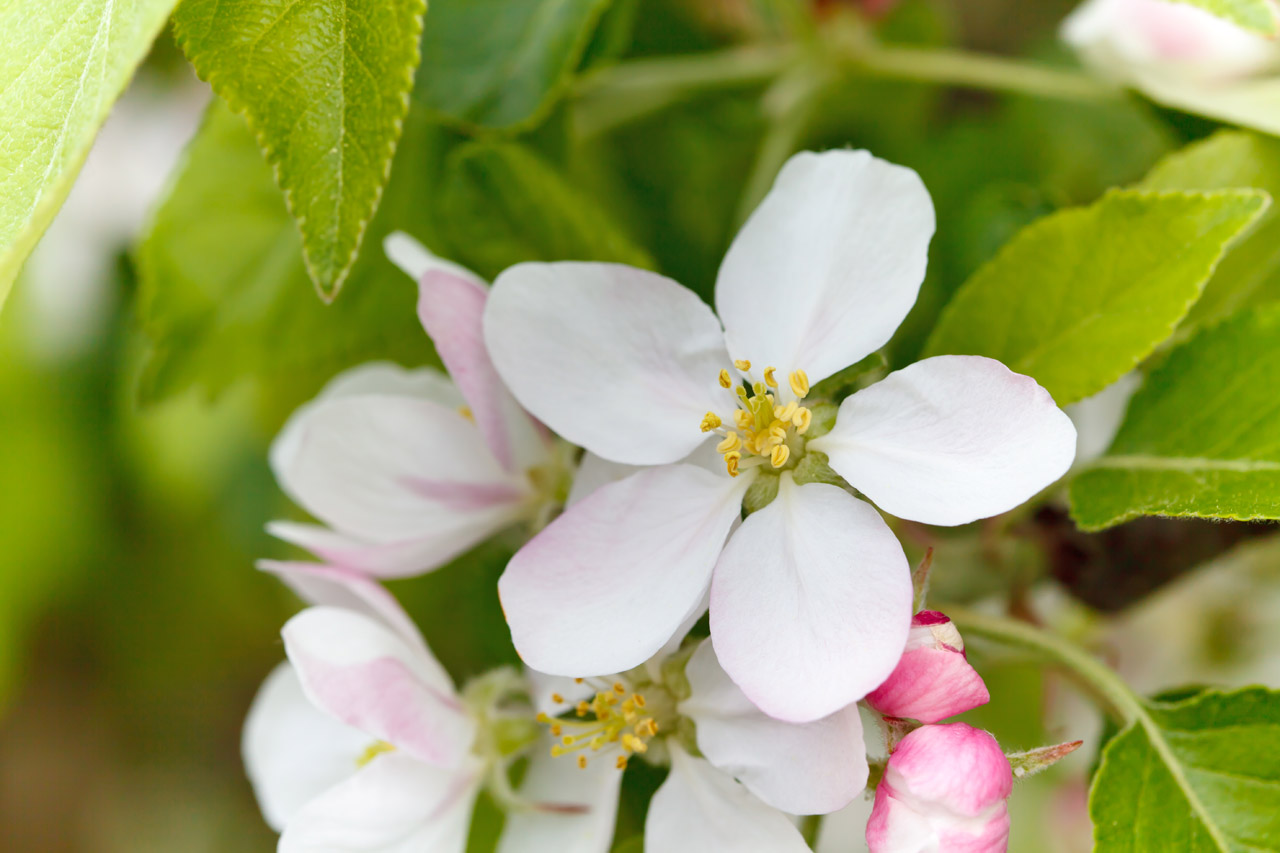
719 369 732 389
771 445 790 468
774 401 797 422
614 683 626 695
578 755 588 769
734 410 753 430
763 366 778 388
551 693 564 704
789 370 810 398
725 451 741 477
734 359 752 371
794 407 812 433
716 432 741 453
616 756 629 770
700 412 722 432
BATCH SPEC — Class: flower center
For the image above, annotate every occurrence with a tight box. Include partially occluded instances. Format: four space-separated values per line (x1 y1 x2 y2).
700 360 813 477
536 679 661 771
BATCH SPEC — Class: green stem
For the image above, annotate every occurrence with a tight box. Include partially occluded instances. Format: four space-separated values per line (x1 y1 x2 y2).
944 606 1142 726
572 40 1120 137
847 45 1121 103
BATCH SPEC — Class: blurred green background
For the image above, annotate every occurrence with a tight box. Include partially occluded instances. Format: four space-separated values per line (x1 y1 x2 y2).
3 0 1276 850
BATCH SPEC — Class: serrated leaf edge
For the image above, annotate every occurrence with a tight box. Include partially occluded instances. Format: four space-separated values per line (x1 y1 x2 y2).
172 0 427 302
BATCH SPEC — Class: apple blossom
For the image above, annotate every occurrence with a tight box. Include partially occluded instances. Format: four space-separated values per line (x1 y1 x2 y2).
528 636 864 851
1063 0 1280 84
243 566 620 853
866 723 1013 853
265 235 567 578
865 611 990 723
486 149 1077 722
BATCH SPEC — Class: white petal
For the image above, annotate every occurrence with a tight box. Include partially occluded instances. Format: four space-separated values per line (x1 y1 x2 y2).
680 639 867 815
710 477 912 723
484 261 733 465
566 452 644 507
645 746 811 853
811 355 1077 526
270 392 532 576
411 254 550 473
258 560 427 654
716 150 935 385
496 737 623 853
281 752 481 853
499 464 749 677
385 231 486 287
311 361 464 409
282 607 475 767
242 663 372 832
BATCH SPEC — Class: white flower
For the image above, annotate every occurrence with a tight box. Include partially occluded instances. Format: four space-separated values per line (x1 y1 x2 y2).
529 637 866 852
266 235 564 578
484 149 1077 723
1064 0 1280 84
243 563 619 853
1062 0 1280 136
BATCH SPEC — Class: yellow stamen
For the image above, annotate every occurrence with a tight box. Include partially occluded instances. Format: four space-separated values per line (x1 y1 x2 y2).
578 755 588 769
458 405 474 422
719 369 733 389
725 451 741 477
734 359 752 372
716 432 741 453
616 756 629 770
793 407 812 433
355 741 395 768
770 445 790 468
763 366 778 388
551 692 564 704
700 412 722 432
734 410 753 431
774 401 797 422
789 370 810 398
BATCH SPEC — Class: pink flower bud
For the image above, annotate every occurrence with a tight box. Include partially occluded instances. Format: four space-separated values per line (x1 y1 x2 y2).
867 724 1013 853
865 611 990 723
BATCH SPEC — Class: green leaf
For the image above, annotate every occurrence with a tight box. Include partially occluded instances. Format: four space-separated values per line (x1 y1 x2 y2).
1091 686 1280 851
1168 0 1278 33
923 189 1268 406
138 100 439 409
1070 306 1280 530
173 0 427 299
0 0 178 310
437 141 655 280
415 0 612 131
1141 131 1280 331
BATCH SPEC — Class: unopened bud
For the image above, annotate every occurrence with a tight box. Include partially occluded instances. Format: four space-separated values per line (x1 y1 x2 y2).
867 724 1012 853
865 611 990 723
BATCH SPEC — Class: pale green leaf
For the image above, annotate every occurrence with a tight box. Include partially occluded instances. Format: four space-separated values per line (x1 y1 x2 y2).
0 0 178 310
1168 0 1278 33
1070 306 1280 529
924 189 1267 406
173 0 427 299
1091 687 1280 852
1140 131 1280 330
415 0 612 130
137 100 439 407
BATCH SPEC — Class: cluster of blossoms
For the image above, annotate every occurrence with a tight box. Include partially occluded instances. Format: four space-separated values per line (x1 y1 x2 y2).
243 150 1081 851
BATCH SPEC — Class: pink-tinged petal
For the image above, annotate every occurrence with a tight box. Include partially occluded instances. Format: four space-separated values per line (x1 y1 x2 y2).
484 262 733 465
282 607 475 767
679 639 867 815
385 231 487 288
267 522 505 579
716 150 935 386
711 477 912 723
865 614 989 723
645 745 811 853
888 724 1012 817
258 560 426 654
811 355 1077 527
270 392 532 577
281 751 482 853
242 663 372 832
868 725 1012 853
496 736 623 853
415 262 550 473
500 464 750 677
